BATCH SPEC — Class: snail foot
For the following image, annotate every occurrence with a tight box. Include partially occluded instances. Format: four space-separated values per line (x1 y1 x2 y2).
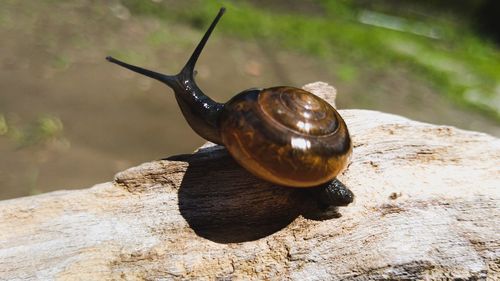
302 179 354 220
316 178 354 207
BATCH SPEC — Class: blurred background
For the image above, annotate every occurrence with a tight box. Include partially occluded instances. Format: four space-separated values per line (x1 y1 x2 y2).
1 0 499 200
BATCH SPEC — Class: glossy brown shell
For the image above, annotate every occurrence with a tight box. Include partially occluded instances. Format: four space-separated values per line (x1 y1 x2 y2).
218 86 352 188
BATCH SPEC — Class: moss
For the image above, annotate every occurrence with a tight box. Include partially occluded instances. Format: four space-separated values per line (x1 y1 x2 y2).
120 0 500 120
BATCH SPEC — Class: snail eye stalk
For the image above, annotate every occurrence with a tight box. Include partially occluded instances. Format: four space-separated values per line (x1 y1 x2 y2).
105 7 227 88
182 7 226 76
106 7 227 145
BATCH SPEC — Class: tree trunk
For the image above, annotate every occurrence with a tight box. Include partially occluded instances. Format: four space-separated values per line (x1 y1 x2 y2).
0 82 498 280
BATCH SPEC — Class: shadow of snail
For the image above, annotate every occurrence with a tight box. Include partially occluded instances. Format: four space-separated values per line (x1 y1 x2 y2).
108 7 354 243
167 146 349 244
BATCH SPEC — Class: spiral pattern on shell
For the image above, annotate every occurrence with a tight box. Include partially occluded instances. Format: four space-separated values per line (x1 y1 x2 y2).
218 86 352 187
258 87 339 136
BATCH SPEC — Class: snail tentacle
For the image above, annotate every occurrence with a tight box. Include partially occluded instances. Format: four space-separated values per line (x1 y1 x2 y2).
181 7 225 77
106 8 227 144
105 56 177 88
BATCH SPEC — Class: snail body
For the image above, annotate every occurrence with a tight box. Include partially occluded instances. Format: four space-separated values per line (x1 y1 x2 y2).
107 8 354 207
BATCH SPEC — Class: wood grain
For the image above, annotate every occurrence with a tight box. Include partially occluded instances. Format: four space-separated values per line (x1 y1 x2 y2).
0 82 498 280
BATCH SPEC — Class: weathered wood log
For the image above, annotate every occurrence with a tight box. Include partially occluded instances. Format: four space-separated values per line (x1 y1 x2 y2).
0 82 499 280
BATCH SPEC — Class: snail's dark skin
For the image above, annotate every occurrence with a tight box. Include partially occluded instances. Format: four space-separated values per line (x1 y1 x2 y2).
106 8 354 209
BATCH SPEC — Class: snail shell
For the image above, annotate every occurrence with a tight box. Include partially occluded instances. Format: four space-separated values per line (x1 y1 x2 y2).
219 87 351 187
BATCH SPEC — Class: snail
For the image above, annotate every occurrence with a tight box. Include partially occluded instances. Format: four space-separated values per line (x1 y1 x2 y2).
106 7 354 210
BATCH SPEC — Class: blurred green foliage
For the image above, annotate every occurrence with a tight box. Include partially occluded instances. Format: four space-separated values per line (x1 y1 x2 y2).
0 114 8 136
0 114 64 148
120 0 500 120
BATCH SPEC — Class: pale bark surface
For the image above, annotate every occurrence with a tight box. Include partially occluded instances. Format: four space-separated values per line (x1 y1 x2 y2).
0 82 499 280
